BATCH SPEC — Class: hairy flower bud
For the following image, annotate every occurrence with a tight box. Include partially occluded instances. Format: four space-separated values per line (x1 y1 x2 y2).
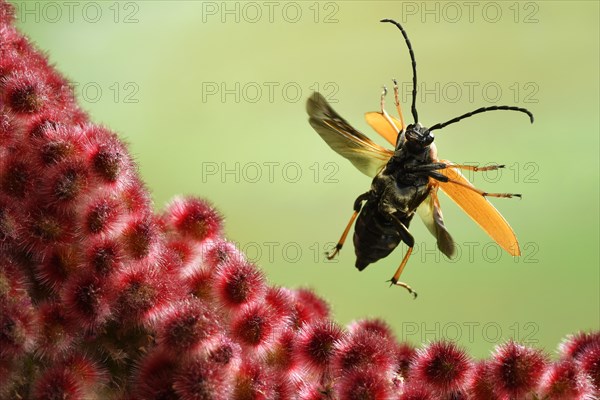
559 331 600 360
164 197 222 242
3 71 48 114
232 360 275 400
133 350 179 400
295 320 345 373
0 292 38 358
231 302 278 351
214 259 265 309
538 359 594 400
156 299 221 353
112 262 180 326
488 340 547 399
399 383 434 400
173 354 234 400
84 196 122 236
335 365 392 400
410 340 472 395
579 344 600 391
467 361 500 400
61 272 111 332
121 216 160 260
333 329 396 373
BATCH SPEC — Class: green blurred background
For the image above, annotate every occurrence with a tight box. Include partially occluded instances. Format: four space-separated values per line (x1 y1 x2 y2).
13 1 598 358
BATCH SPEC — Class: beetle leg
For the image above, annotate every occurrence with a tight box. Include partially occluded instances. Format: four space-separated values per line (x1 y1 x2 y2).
386 215 417 298
380 85 388 111
408 163 505 174
388 247 417 298
392 79 406 131
429 172 521 199
378 86 402 136
404 162 447 172
446 163 505 172
326 191 371 260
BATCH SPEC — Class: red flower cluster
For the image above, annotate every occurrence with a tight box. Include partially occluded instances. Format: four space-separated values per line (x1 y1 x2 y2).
0 2 598 399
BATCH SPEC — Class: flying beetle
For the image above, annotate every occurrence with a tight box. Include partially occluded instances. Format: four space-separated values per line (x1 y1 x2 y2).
306 19 534 298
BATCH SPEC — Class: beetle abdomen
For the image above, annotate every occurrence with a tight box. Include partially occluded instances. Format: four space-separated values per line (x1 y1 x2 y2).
353 201 407 271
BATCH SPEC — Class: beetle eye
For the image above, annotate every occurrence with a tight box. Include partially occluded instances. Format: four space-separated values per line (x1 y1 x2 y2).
424 132 434 144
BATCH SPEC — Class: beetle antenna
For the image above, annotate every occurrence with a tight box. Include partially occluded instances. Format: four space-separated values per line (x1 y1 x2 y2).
428 106 534 132
381 19 418 124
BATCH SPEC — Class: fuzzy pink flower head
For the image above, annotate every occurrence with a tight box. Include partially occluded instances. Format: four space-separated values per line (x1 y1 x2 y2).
265 286 295 323
32 364 86 400
85 239 124 276
289 294 328 329
120 177 152 215
29 116 81 163
1 153 37 200
81 126 133 184
133 349 179 400
121 215 161 260
35 301 74 358
90 141 127 183
335 365 393 400
213 258 266 309
164 196 222 242
164 239 198 272
394 342 417 381
410 340 472 395
173 354 234 400
43 161 90 210
184 265 215 301
83 196 123 236
264 327 297 372
332 329 397 373
24 207 76 255
35 245 80 291
60 272 112 332
0 37 22 82
297 382 333 400
0 1 14 25
64 354 106 389
488 340 547 399
467 361 500 400
2 70 49 115
348 318 396 340
559 331 600 360
0 290 38 359
0 260 40 360
204 335 242 370
200 238 243 270
272 375 295 400
538 358 595 400
156 299 221 353
230 302 278 351
293 288 330 324
232 360 275 400
295 320 345 373
112 262 181 327
578 343 600 392
398 383 434 400
160 244 192 274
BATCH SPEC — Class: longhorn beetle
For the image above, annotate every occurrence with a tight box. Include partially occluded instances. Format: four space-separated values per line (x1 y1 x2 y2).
306 19 533 298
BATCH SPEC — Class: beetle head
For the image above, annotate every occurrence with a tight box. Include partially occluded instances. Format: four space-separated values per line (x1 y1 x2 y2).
403 123 434 151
